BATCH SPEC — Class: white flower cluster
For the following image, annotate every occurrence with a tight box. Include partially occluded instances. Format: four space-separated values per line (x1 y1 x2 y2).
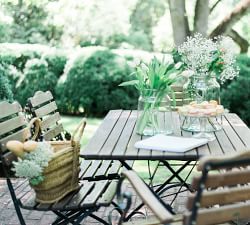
178 33 217 75
13 142 53 185
216 36 239 83
178 33 239 82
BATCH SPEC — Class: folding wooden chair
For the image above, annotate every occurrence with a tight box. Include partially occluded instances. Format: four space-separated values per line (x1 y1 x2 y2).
170 85 183 111
0 101 118 225
116 151 250 225
25 90 123 181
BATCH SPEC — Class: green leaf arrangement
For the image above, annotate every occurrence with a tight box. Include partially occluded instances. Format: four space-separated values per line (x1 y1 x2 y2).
120 56 182 135
120 56 180 95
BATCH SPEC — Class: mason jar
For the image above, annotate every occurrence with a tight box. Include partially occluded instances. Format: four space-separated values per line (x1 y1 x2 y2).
136 89 173 136
183 75 208 104
206 75 221 104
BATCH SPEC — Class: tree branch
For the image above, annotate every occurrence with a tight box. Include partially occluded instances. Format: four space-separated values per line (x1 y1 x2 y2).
210 0 250 38
228 29 249 53
210 0 222 13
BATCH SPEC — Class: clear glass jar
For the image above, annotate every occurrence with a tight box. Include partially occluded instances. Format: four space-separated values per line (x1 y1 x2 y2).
183 75 208 104
206 75 221 104
137 89 173 136
181 74 222 133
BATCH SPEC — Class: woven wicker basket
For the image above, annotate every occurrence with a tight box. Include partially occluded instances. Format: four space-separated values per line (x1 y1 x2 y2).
31 119 86 204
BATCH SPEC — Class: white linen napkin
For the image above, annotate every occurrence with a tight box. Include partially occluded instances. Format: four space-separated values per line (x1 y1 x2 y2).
134 134 208 153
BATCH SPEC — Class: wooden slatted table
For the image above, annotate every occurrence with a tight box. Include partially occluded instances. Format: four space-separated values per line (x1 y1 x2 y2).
81 109 250 218
82 110 250 161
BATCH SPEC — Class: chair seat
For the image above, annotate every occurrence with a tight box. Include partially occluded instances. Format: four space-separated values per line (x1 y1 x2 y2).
80 159 121 180
19 180 118 211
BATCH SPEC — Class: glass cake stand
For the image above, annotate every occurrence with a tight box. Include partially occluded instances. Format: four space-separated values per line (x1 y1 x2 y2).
179 113 223 141
179 113 223 133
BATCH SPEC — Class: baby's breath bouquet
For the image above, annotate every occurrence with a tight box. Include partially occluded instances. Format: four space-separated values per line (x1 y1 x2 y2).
177 33 239 83
120 57 181 135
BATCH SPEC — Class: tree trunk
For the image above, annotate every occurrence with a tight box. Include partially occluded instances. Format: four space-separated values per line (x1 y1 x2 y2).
228 29 249 53
210 0 250 38
18 0 23 7
168 0 190 46
194 0 209 36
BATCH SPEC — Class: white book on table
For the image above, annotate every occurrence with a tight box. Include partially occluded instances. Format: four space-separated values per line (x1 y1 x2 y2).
134 134 208 153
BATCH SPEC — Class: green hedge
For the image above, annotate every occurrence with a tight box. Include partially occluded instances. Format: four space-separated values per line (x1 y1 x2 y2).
1 43 249 121
56 49 138 116
221 54 250 126
0 64 13 102
0 44 141 115
16 58 58 106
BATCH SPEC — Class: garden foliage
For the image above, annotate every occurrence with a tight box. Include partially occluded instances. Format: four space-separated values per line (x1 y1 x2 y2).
0 43 249 123
221 54 250 125
56 50 138 116
0 64 13 102
16 58 58 106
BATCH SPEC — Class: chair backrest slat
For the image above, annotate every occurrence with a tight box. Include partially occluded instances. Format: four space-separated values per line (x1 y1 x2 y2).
27 91 66 141
170 85 183 111
29 90 53 107
184 154 250 225
0 114 27 136
0 127 30 152
0 102 21 120
43 124 64 141
192 169 250 189
184 202 250 225
0 101 31 167
34 101 57 118
40 112 61 130
186 185 250 210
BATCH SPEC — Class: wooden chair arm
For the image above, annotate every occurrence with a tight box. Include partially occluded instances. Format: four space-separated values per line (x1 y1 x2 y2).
121 170 174 224
197 150 250 171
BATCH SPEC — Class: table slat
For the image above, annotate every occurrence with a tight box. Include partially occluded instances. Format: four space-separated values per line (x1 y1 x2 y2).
215 128 236 154
111 110 137 157
98 110 131 156
225 113 250 148
83 110 122 157
222 115 247 151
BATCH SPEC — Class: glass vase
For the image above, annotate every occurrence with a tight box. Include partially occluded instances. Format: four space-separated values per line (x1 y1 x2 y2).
183 75 207 104
183 74 220 104
136 90 173 136
206 75 221 104
181 74 222 133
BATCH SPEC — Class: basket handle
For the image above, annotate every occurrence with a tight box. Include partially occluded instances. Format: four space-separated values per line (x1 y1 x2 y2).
71 118 87 143
27 117 41 140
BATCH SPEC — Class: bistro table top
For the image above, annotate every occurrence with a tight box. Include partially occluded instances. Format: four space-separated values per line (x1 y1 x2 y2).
81 110 250 161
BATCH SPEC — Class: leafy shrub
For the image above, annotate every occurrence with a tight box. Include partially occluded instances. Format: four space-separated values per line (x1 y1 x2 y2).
16 58 58 106
0 64 13 102
56 50 138 116
0 45 41 71
0 63 22 97
221 54 250 126
42 51 67 78
127 31 152 51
